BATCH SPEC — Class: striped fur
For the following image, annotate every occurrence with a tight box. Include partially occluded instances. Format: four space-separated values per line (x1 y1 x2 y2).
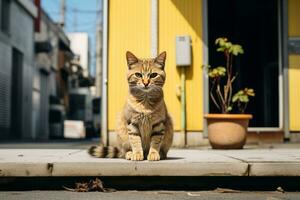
88 51 173 161
88 145 121 158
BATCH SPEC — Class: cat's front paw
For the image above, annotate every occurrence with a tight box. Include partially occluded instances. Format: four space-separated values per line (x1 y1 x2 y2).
131 151 144 161
125 151 133 160
147 150 160 161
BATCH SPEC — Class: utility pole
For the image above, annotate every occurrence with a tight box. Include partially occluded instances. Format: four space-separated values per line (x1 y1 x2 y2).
95 0 102 97
73 8 78 32
96 25 102 97
60 0 66 29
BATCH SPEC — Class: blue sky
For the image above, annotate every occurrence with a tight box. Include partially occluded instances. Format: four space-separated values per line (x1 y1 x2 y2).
42 0 102 77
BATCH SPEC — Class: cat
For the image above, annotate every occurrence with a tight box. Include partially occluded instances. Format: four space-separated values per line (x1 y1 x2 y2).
88 51 173 161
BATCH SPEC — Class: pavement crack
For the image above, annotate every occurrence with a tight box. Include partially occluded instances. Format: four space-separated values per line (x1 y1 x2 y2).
47 163 54 175
245 164 251 176
216 153 250 176
68 150 83 155
221 154 248 163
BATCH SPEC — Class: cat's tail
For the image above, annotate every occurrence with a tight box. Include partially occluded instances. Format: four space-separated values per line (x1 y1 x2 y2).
88 145 122 158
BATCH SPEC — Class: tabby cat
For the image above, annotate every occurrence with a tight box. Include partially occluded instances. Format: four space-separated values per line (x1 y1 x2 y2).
88 51 173 161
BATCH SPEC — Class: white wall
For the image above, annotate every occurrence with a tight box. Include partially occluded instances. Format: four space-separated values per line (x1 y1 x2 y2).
67 32 90 77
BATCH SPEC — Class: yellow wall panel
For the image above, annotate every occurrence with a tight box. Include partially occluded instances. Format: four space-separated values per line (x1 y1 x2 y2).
288 0 300 37
288 0 300 131
159 0 203 131
289 55 300 130
108 0 151 130
108 0 204 132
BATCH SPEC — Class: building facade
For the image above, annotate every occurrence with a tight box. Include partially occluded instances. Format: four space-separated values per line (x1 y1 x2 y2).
102 0 300 146
0 0 76 140
0 0 37 139
34 8 74 139
67 32 91 77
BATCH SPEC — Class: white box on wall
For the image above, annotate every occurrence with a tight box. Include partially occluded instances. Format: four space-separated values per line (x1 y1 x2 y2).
176 35 191 66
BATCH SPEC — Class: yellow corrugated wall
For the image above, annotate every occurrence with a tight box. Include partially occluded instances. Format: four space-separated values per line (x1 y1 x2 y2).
158 0 203 131
288 0 300 131
108 0 203 132
108 0 151 130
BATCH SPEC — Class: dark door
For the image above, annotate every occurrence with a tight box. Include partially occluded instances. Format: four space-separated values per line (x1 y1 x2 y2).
10 48 23 138
207 0 279 127
39 73 49 139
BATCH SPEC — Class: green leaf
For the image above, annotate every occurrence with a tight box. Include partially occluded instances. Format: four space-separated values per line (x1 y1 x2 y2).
208 66 226 78
217 66 226 72
246 88 255 96
217 47 225 52
227 106 232 112
231 45 244 56
225 42 232 49
239 95 249 103
215 37 228 47
215 38 221 45
237 90 244 95
215 37 226 45
232 95 238 102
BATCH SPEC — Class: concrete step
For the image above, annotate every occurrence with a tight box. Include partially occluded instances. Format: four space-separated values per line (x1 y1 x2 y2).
0 149 300 177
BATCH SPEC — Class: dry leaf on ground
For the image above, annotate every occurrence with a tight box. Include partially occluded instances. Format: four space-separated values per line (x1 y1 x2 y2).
276 186 285 193
63 178 116 192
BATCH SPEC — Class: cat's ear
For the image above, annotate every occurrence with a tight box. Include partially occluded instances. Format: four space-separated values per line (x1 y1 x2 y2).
126 51 139 68
154 51 166 69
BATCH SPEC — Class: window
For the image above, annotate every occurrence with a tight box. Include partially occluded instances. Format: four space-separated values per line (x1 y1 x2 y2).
1 0 10 34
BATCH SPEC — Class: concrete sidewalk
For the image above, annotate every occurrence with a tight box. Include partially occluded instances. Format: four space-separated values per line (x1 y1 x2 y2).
0 148 300 177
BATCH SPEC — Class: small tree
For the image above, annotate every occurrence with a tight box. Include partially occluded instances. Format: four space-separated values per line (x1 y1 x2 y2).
205 37 255 114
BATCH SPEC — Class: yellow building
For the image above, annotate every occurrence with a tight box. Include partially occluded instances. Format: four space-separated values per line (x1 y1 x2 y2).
100 0 300 146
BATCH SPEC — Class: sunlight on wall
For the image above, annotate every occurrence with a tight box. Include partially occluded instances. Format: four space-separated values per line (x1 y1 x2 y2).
108 0 204 131
108 0 151 130
288 0 300 131
159 0 203 131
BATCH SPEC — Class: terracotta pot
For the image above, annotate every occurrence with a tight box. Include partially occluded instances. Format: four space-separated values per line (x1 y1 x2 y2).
204 114 252 149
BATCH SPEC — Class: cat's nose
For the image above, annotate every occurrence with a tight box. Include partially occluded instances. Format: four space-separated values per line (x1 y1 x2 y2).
143 80 149 87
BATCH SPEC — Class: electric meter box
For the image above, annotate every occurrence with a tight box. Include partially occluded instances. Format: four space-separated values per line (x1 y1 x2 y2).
176 35 191 66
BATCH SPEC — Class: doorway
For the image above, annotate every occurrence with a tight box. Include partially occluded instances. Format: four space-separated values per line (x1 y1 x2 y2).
207 0 280 128
10 48 23 138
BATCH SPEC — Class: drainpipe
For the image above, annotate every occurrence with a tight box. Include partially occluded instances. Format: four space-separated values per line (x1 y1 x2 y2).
202 0 209 138
176 35 191 147
180 68 187 145
281 0 290 139
151 0 158 57
101 0 108 146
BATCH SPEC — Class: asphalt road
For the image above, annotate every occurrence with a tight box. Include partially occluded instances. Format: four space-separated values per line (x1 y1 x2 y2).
0 191 299 200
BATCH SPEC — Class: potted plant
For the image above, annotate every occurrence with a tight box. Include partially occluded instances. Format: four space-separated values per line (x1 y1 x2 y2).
204 37 255 149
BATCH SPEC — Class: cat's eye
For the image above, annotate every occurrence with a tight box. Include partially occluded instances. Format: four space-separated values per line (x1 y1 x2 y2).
150 73 158 78
135 73 142 78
